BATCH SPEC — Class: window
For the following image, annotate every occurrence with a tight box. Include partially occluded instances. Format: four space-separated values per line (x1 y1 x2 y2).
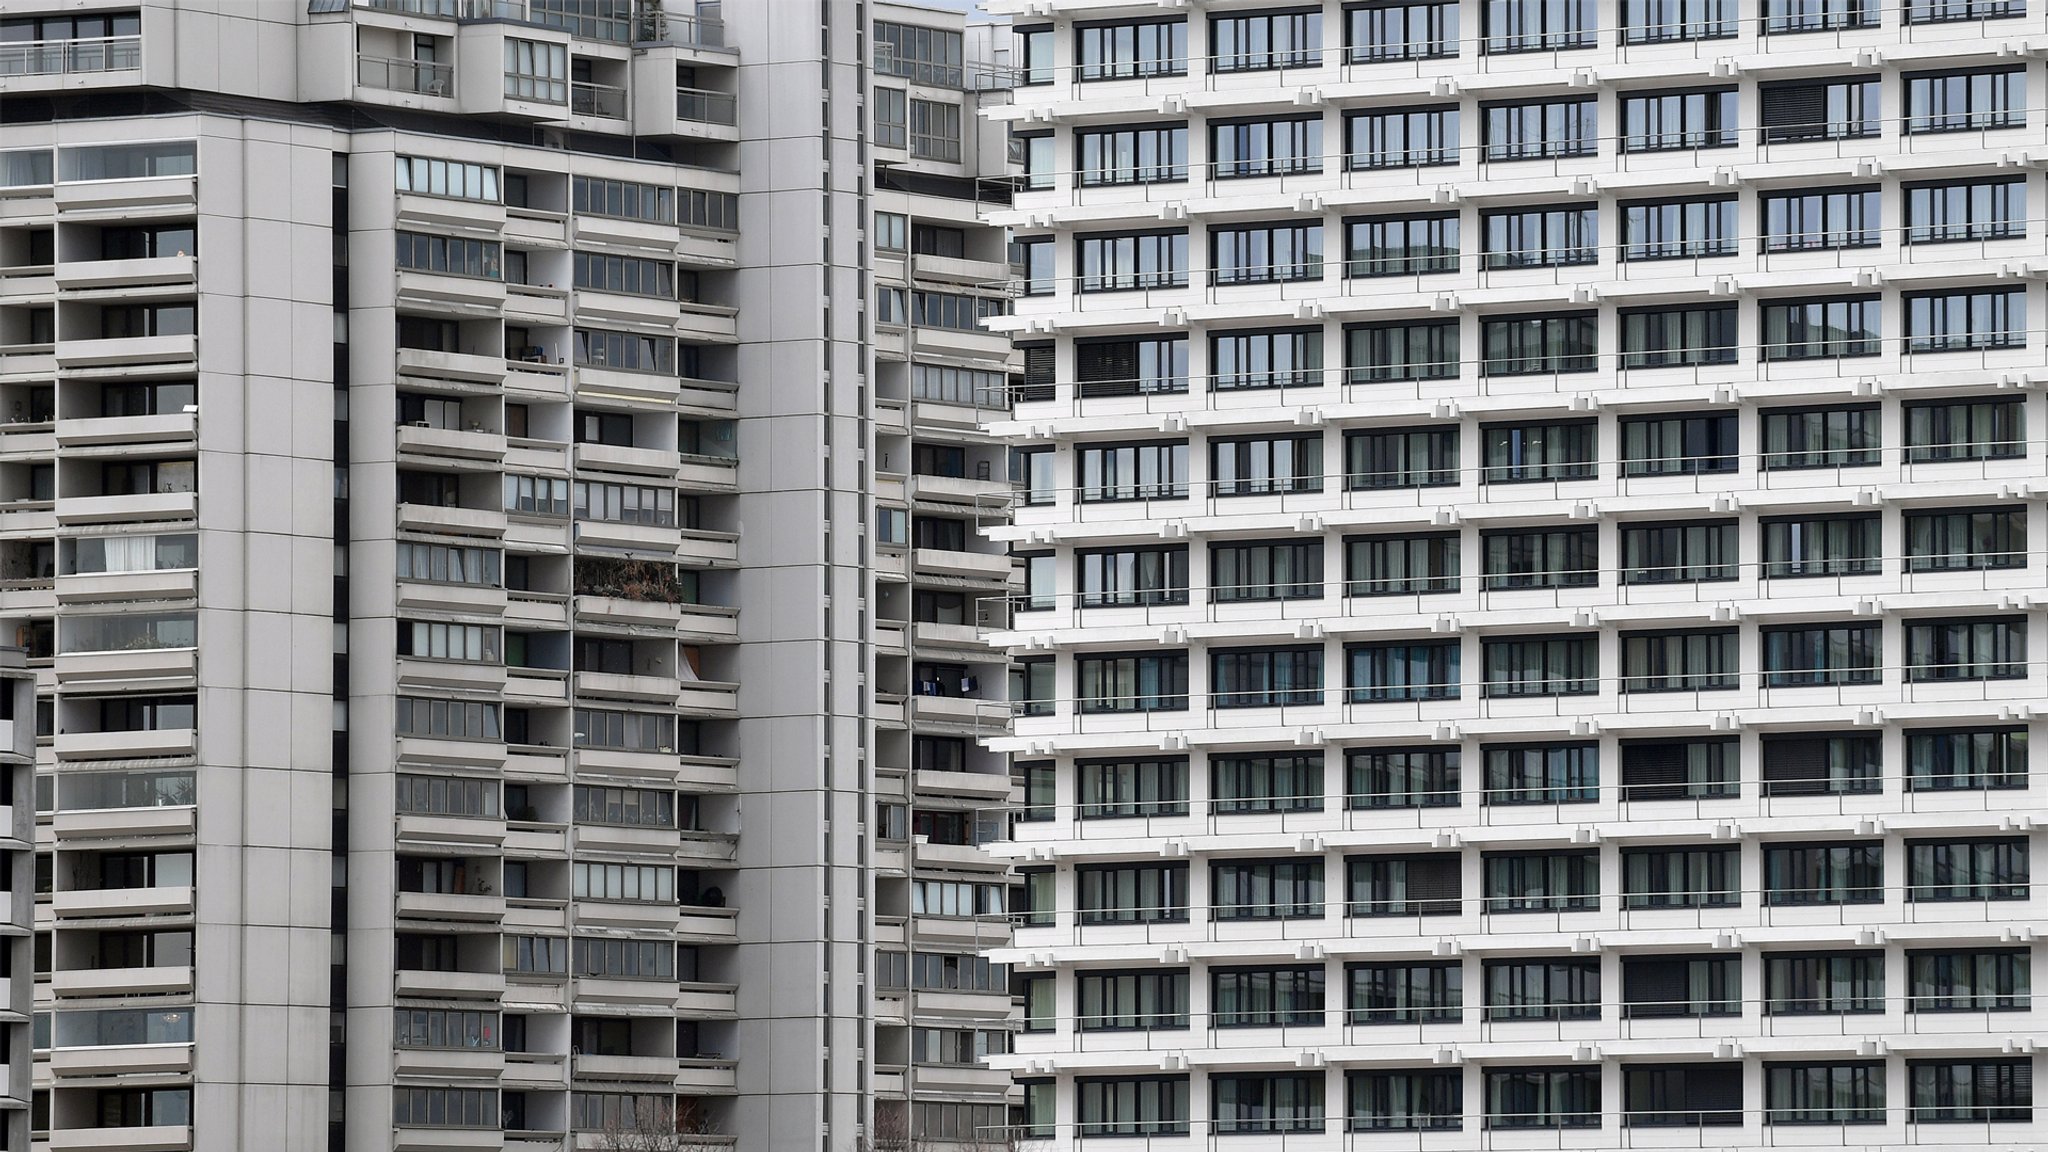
1909 508 2029 574
1077 969 1189 1030
1622 413 1737 474
100 303 194 338
1907 67 2026 133
395 543 500 588
1760 77 1880 142
1908 177 2027 243
573 862 674 903
1077 231 1186 292
1211 965 1325 1027
393 1087 495 1129
1621 88 1737 151
1348 746 1458 809
1078 441 1187 502
1482 97 1597 160
1346 320 1458 382
1906 727 2026 791
1906 288 2028 353
1210 541 1323 602
1764 292 1884 362
574 327 674 373
1014 132 1054 192
1012 656 1054 715
1211 221 1322 285
873 211 907 252
1077 863 1188 923
1077 546 1189 607
1482 527 1597 590
1081 756 1190 818
572 785 674 828
1620 305 1738 369
1481 420 1595 483
912 290 1005 331
1482 206 1596 269
874 20 963 85
1764 842 1883 905
1211 434 1324 495
393 1008 497 1050
1623 955 1740 1017
1483 743 1597 805
1625 1065 1743 1128
1211 645 1324 707
909 99 962 162
503 38 566 103
574 937 674 979
395 233 500 279
1347 1069 1463 1131
575 252 673 299
1077 335 1188 396
1906 398 2026 461
1345 428 1458 490
1346 213 1458 278
1077 1077 1189 1137
1621 521 1737 584
1761 733 1881 795
1483 636 1597 696
1908 837 2029 901
1621 738 1739 800
1077 19 1187 80
1211 753 1323 814
1483 0 1596 52
573 708 675 752
1484 851 1598 912
1078 652 1188 712
1348 960 1462 1024
1763 186 1880 252
1213 328 1322 390
1347 0 1459 61
1347 853 1461 916
873 87 908 148
1624 846 1738 907
1763 0 1877 31
1910 1060 2033 1122
395 697 499 740
397 156 498 202
1211 1074 1326 1134
1486 1068 1601 1129
1347 533 1460 597
1211 116 1323 178
1765 1061 1885 1124
1907 617 2027 681
398 620 500 663
1346 107 1460 170
1625 0 1737 41
1481 313 1598 376
503 934 568 974
1076 124 1188 186
1016 25 1053 85
1761 513 1882 578
1621 195 1738 260
1909 948 2030 1012
1347 641 1460 702
1485 958 1600 1021
572 176 672 223
1210 9 1321 72
679 188 738 231
1212 858 1325 919
1762 405 1880 468
1621 629 1738 693
573 480 673 526
1766 951 1884 1014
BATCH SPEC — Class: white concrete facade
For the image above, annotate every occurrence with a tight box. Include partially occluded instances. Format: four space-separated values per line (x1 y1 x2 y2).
981 0 2048 1146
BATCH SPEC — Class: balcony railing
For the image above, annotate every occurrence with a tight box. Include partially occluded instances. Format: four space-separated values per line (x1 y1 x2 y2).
0 36 141 77
571 80 626 118
357 55 453 96
676 87 736 125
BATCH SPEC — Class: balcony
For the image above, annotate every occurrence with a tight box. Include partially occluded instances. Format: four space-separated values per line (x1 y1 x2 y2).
675 681 739 717
908 474 1010 507
55 411 197 449
0 35 142 92
393 968 504 999
570 820 678 857
675 1055 738 1093
571 1051 673 1081
396 812 506 851
357 53 454 99
53 726 195 761
48 1127 190 1152
676 529 739 566
394 1043 502 1080
911 546 1011 583
570 80 626 120
676 981 738 1018
397 346 505 385
676 829 737 864
675 905 737 943
573 670 675 705
54 645 197 686
675 454 738 491
396 423 505 463
573 442 675 478
53 804 195 842
912 252 1011 289
55 255 196 293
395 502 506 538
56 489 197 526
54 333 196 371
51 965 192 998
395 889 504 923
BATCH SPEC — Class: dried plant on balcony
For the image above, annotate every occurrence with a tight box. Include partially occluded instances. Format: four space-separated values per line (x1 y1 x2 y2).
575 555 686 604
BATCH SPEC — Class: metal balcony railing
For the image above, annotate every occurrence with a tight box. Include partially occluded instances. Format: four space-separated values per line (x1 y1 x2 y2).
571 80 626 118
0 36 141 77
357 55 453 96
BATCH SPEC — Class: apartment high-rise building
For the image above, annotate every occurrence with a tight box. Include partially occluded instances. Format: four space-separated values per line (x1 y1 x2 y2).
0 1 1019 1149
982 0 2048 1145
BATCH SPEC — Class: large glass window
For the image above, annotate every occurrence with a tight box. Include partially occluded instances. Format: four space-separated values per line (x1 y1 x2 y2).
1482 0 1596 52
1077 864 1188 924
1909 1060 2034 1122
1347 854 1461 916
1483 851 1598 912
1907 177 2027 243
1763 186 1880 252
1905 727 2027 791
1078 442 1187 502
874 20 963 85
1620 738 1739 801
1763 0 1877 32
1621 196 1738 260
1620 306 1737 369
1906 68 2027 133
1210 540 1324 602
1760 77 1880 142
1346 213 1459 277
1483 743 1598 805
1210 9 1321 72
1077 546 1189 607
1077 969 1189 1030
1623 955 1740 1017
1077 1077 1190 1136
1211 221 1322 285
1765 951 1884 1014
1908 948 2030 1012
1623 846 1739 907
1345 428 1458 489
1079 757 1189 819
1077 231 1186 292
1907 837 2029 901
1346 1 1459 61
1762 624 1883 687
1762 405 1880 468
1348 747 1459 808
1212 753 1323 814
1905 398 2026 460
1346 107 1460 170
1482 636 1597 696
1906 617 2027 681
1347 533 1461 596
1077 124 1188 186
1904 288 2027 353
1763 843 1883 905
1481 314 1598 376
1483 97 1598 160
503 39 567 103
1213 328 1322 390
1211 966 1325 1027
1621 521 1738 584
1211 646 1324 707
1211 116 1323 178
1347 641 1460 702
1481 527 1597 589
1211 858 1325 919
1761 733 1882 797
1620 630 1738 693
1346 320 1458 382
1077 335 1188 397
1481 420 1596 482
1622 413 1737 475
1765 1062 1884 1125
1485 1068 1601 1129
1077 652 1189 713
1623 0 1737 42
1077 20 1187 80
1484 959 1600 1020
1621 88 1737 151
1348 960 1462 1023
1761 514 1882 578
1482 206 1597 269
1347 1069 1463 1131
